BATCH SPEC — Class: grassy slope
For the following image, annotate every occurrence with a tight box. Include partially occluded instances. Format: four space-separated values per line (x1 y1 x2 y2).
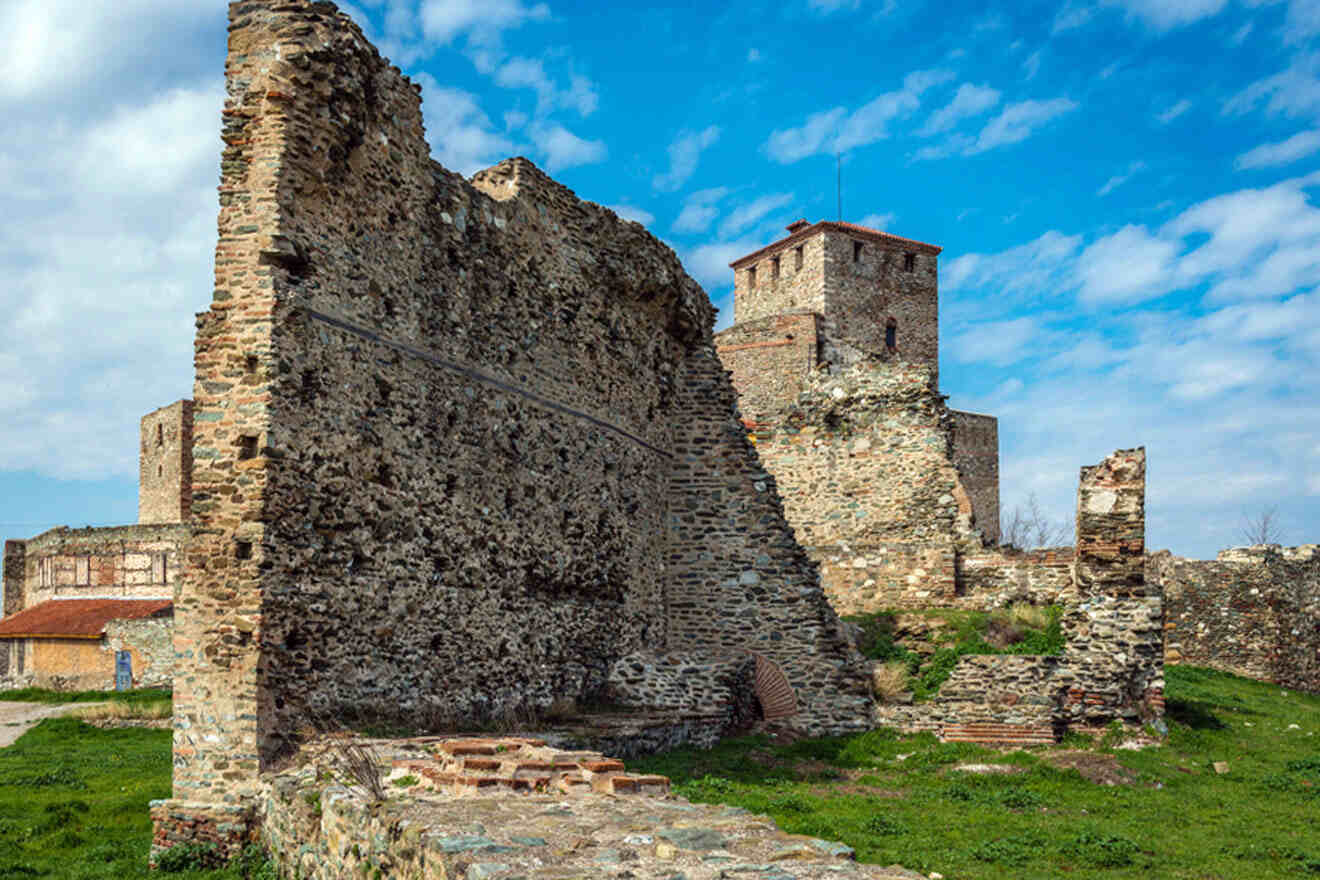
631 665 1320 879
0 667 1315 878
0 687 173 706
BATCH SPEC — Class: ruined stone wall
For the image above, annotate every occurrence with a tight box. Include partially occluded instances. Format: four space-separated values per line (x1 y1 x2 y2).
2 541 23 672
873 448 1163 736
139 400 194 525
17 525 184 607
168 0 870 819
662 346 872 734
105 617 174 689
751 359 962 612
1153 545 1319 693
732 230 826 324
950 410 999 544
955 547 1074 608
713 312 820 425
819 230 938 384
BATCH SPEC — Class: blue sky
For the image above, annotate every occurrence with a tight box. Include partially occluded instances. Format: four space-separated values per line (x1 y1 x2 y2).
0 0 1316 559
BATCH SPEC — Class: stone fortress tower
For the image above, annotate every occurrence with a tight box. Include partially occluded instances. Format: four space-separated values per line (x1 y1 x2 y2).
715 219 1000 612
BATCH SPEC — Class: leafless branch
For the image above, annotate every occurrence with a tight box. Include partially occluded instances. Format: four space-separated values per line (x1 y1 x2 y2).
1000 492 1072 550
1239 506 1281 546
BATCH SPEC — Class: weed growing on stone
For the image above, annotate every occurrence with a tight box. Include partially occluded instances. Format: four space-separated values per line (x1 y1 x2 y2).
632 665 1320 879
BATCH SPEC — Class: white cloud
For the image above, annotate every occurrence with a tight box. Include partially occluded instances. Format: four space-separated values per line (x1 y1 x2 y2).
858 212 896 230
1099 0 1229 30
494 57 598 117
718 193 795 239
969 98 1079 153
764 69 953 162
1052 2 1096 32
1235 129 1320 168
527 121 607 171
672 187 729 234
1224 51 1320 119
682 238 764 290
1284 0 1320 45
1023 50 1042 81
418 0 550 46
949 317 1041 366
1096 160 1146 196
919 84 1001 136
1231 20 1254 44
605 204 655 226
416 76 516 175
942 230 1084 298
653 126 721 192
1075 224 1180 304
1157 99 1192 123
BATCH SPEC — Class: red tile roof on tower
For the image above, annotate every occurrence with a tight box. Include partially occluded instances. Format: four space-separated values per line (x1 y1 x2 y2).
728 218 941 270
0 599 172 639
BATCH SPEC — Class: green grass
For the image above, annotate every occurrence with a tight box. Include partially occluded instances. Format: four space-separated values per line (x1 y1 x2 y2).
632 665 1320 879
2 667 1316 879
845 606 1066 699
0 687 173 706
0 717 272 878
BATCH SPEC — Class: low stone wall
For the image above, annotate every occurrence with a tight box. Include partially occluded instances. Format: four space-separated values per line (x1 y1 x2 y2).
1153 545 1319 692
605 651 757 729
149 801 257 867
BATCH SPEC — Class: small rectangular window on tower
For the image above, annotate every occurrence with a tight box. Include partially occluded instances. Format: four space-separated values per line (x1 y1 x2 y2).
904 252 916 272
794 246 803 271
771 256 780 280
748 267 757 289
238 435 259 460
853 241 863 262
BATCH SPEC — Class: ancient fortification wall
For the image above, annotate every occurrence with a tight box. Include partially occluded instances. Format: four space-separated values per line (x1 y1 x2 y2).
139 400 194 525
715 312 820 425
1153 545 1319 693
950 410 999 545
167 0 870 825
9 525 184 607
874 448 1164 736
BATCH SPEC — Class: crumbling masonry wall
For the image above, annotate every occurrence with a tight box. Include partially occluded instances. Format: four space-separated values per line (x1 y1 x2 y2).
1152 545 1319 693
12 525 185 607
166 0 869 828
872 448 1163 736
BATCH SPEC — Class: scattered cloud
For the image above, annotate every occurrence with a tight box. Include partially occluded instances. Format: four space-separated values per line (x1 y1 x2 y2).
605 203 655 226
949 317 1041 366
494 57 598 117
942 230 1084 299
1098 0 1230 31
1235 128 1320 168
1223 51 1320 119
526 121 607 171
418 0 550 47
1283 0 1320 45
764 69 954 162
1023 50 1042 81
1075 224 1180 303
416 76 517 175
1231 20 1254 44
1052 2 1096 33
672 187 730 234
807 0 861 12
653 126 721 192
682 237 764 290
1157 98 1192 123
718 192 795 238
1097 160 1147 195
971 98 1078 154
919 83 1001 136
858 212 896 230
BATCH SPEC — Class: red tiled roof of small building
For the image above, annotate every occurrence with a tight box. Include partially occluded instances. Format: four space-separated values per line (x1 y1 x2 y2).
728 218 941 269
0 599 172 639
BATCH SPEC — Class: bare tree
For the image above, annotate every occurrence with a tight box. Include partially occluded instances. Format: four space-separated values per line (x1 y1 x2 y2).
1239 506 1282 546
1001 492 1072 550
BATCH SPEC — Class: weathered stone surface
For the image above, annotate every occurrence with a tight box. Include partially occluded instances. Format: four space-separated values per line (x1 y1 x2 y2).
160 0 871 854
139 400 194 525
1153 544 1319 693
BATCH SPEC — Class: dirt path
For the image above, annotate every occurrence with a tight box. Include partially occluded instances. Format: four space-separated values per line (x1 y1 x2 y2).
0 701 106 748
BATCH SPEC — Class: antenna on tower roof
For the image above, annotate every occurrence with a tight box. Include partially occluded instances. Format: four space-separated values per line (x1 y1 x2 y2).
836 151 842 222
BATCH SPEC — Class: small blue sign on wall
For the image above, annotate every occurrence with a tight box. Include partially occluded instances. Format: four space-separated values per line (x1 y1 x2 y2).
115 651 132 691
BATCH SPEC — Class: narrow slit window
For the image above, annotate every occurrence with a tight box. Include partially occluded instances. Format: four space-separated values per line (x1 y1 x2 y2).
156 423 164 446
886 321 897 349
748 266 757 289
771 256 780 280
853 241 863 262
904 252 916 272
795 245 804 271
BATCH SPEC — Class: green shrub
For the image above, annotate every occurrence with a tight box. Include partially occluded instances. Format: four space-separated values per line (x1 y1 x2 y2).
155 842 225 873
864 814 907 835
969 834 1046 865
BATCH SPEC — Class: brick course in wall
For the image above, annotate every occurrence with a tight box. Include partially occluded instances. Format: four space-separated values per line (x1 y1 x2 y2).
157 0 872 855
1152 545 1319 693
